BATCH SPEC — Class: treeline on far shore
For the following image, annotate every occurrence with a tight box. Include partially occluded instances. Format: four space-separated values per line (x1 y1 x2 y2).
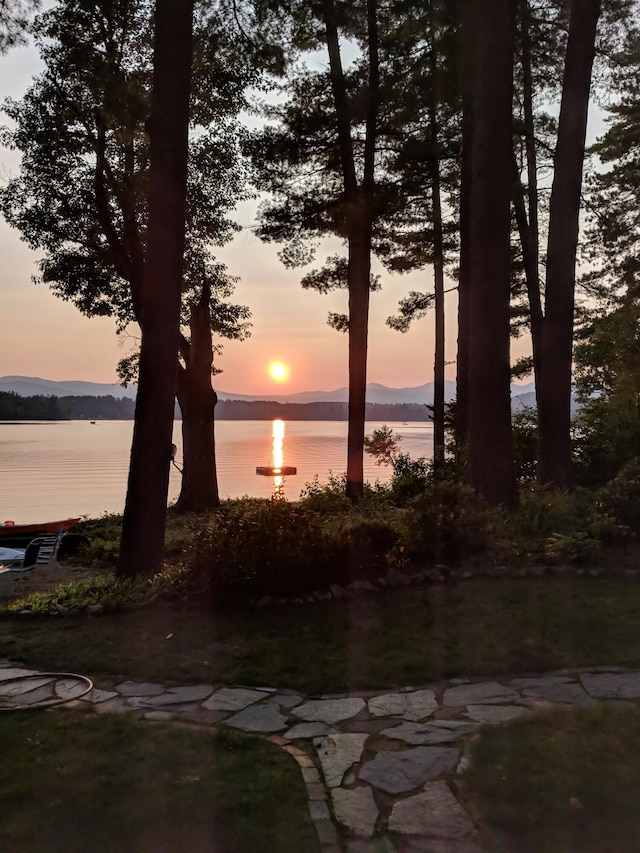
1 390 431 422
0 391 135 420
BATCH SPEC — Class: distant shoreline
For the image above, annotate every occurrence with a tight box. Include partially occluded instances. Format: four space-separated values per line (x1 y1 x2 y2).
0 392 432 422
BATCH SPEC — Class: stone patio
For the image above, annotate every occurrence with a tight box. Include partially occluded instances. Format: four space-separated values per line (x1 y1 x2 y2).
1 663 639 851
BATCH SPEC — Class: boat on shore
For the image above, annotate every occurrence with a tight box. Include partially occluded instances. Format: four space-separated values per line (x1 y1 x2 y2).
0 518 81 549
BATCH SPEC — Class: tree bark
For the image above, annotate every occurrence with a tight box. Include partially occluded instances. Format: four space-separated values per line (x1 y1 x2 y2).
519 0 543 404
537 0 600 489
454 0 475 455
175 280 220 512
429 0 446 470
118 0 194 577
346 208 373 500
466 0 516 506
323 0 379 501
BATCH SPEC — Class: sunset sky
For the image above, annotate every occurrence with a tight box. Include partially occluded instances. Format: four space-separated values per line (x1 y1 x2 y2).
0 28 602 397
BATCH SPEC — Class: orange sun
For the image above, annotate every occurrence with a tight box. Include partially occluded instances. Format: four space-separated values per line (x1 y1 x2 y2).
268 361 289 382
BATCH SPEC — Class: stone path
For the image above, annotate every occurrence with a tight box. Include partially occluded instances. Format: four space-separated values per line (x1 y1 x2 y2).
2 663 639 851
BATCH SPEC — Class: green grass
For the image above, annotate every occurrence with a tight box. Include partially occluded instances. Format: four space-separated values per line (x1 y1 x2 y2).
2 577 640 692
459 705 640 852
0 708 318 852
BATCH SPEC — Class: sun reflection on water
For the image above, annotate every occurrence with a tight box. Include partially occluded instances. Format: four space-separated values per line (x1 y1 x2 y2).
272 418 285 498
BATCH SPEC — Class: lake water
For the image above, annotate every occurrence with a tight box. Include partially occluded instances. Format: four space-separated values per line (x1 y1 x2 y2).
1 420 433 523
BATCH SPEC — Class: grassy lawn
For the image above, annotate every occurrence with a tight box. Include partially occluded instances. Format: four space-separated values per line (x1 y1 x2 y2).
458 704 640 853
1 577 640 691
0 708 318 852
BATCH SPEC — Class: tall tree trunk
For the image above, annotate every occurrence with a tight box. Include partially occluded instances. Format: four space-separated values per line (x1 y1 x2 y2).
323 0 379 501
118 0 194 577
455 0 475 455
175 280 220 512
537 0 600 489
519 0 543 405
429 0 446 470
346 209 373 500
466 0 516 506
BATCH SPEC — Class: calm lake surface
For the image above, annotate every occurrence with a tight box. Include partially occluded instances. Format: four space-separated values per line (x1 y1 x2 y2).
1 420 433 523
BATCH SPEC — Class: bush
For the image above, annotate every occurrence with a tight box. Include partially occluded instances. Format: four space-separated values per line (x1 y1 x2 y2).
184 497 403 602
72 513 123 565
389 453 432 505
598 458 640 535
513 487 583 537
545 531 601 564
401 481 501 562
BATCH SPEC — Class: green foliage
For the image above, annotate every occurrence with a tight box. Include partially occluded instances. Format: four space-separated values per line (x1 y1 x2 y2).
597 457 640 534
513 487 583 537
5 574 150 615
401 481 501 562
364 424 403 467
297 472 353 514
389 452 433 505
573 302 640 486
545 531 601 564
512 406 538 482
72 513 124 565
185 498 401 600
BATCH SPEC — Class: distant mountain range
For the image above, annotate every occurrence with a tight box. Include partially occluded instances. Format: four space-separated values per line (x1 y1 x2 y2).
0 375 539 406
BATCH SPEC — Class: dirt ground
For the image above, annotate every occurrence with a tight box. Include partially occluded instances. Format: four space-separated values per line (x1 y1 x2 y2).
0 561 109 600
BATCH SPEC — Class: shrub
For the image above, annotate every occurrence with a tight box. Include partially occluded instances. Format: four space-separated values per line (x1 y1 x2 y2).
545 531 601 564
186 499 341 600
513 487 582 537
184 497 404 601
597 458 640 535
389 453 432 505
401 481 501 562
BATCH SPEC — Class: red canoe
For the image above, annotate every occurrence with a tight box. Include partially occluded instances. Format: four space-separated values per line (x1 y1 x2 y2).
0 518 81 548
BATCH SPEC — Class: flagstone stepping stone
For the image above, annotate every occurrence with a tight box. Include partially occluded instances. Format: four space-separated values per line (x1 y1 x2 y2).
314 733 369 787
509 674 574 689
465 704 530 724
309 800 331 821
270 694 303 708
0 676 55 696
202 686 270 712
359 747 459 794
388 780 476 840
224 703 289 732
143 685 214 705
8 683 57 705
520 681 598 707
294 697 366 724
332 786 379 838
380 720 479 745
285 722 335 739
115 681 165 697
580 671 640 700
175 708 230 726
346 719 398 734
368 690 438 721
442 681 518 707
84 688 119 704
